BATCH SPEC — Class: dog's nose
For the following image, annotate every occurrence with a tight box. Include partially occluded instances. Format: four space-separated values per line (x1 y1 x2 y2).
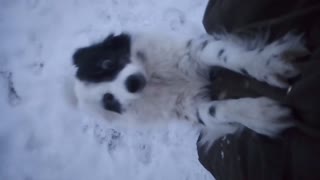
102 93 122 114
125 73 146 93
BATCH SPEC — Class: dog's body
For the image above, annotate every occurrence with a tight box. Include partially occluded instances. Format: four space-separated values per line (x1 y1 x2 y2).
73 31 306 143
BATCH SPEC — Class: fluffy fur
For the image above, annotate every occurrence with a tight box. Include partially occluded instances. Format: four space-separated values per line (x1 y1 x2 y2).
72 31 307 146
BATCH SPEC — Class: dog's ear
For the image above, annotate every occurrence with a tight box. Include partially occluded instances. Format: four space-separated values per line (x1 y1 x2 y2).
72 47 89 67
72 34 116 67
72 33 131 67
102 33 115 44
102 33 131 54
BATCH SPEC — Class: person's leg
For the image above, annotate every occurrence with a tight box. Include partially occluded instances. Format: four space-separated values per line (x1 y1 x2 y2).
197 130 287 180
287 49 320 129
198 1 320 180
203 0 320 45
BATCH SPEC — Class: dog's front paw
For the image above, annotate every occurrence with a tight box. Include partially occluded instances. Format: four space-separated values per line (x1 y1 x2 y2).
251 55 298 88
196 101 220 127
248 34 308 88
187 34 209 58
196 100 241 127
197 98 295 137
235 98 294 136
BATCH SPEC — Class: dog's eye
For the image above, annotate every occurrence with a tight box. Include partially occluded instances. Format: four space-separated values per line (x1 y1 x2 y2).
101 59 113 70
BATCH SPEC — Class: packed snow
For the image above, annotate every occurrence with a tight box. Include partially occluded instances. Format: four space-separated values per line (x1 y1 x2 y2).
0 0 215 180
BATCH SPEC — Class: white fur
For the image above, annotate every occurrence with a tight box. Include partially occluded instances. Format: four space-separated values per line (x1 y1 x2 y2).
74 32 306 145
197 97 294 136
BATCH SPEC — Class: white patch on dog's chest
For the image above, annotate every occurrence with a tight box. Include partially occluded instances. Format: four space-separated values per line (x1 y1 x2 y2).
127 74 206 123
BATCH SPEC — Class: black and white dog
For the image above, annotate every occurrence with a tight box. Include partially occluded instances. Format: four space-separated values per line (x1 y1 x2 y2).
72 31 306 144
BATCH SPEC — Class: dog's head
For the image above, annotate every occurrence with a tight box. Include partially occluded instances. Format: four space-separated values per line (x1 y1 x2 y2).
73 33 147 114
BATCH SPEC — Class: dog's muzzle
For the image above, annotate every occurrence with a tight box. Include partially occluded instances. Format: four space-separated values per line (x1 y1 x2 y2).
102 93 122 114
125 73 146 93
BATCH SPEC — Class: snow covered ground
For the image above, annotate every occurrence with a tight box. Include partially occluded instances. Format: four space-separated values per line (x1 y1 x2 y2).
0 0 214 180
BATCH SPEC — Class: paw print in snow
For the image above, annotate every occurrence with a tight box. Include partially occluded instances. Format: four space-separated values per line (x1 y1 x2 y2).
163 8 186 31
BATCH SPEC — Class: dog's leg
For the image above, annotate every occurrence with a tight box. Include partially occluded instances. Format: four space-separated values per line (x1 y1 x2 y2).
190 34 308 88
197 97 294 137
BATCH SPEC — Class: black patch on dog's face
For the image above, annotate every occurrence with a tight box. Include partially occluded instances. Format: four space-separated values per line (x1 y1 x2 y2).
73 34 131 83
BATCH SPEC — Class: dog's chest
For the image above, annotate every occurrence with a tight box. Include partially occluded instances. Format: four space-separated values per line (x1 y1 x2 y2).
128 74 206 122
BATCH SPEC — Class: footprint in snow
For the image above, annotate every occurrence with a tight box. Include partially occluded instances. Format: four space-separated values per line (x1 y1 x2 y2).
163 8 186 31
107 129 121 152
135 143 152 165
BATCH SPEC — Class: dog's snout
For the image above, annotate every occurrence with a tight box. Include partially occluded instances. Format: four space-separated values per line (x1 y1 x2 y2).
125 73 146 93
102 93 122 114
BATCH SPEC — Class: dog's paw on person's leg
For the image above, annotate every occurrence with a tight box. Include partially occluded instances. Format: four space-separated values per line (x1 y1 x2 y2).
189 33 308 88
197 97 295 137
250 34 309 88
